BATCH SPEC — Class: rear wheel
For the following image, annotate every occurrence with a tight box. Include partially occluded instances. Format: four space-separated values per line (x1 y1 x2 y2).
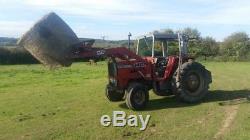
125 83 149 110
172 62 210 103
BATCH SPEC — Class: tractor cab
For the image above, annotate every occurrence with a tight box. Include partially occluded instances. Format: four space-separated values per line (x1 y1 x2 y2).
135 33 189 58
135 33 189 78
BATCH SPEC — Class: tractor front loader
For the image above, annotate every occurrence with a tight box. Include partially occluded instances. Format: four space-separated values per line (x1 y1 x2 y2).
18 12 212 110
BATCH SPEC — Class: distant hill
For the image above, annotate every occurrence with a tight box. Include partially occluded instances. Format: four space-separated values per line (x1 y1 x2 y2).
0 37 18 47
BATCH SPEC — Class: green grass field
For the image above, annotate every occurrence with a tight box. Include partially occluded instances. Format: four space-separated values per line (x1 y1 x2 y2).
0 62 250 140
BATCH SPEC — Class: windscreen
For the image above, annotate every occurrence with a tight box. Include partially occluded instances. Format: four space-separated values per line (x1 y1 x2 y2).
137 37 180 57
137 37 153 56
154 40 165 57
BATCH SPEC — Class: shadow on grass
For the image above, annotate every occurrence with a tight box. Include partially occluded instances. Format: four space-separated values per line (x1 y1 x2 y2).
119 90 250 111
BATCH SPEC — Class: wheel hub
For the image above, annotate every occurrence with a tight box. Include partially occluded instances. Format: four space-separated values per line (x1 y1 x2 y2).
134 90 146 105
186 73 200 93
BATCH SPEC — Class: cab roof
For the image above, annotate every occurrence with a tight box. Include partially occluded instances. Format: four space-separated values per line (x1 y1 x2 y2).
137 33 187 41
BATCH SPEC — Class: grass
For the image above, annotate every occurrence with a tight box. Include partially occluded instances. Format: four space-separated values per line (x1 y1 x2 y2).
0 62 250 140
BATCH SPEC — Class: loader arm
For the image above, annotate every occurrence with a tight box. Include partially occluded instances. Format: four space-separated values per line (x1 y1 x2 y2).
72 42 145 62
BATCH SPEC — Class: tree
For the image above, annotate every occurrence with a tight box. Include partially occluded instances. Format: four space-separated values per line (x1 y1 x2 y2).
152 30 160 34
160 28 174 34
151 28 174 34
178 28 202 57
200 37 219 60
221 32 250 60
178 27 201 39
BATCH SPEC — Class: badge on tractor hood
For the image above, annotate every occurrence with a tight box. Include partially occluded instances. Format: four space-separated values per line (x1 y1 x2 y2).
134 62 146 68
117 62 146 69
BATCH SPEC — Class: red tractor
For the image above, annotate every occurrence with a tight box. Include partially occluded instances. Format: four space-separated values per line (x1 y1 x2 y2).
17 13 211 110
75 33 212 110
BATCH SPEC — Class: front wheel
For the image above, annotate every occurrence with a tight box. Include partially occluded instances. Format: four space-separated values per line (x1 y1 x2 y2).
125 83 149 110
105 85 125 102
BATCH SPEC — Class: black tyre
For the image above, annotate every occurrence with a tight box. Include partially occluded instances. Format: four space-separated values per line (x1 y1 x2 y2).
172 62 210 103
125 83 149 110
105 86 125 102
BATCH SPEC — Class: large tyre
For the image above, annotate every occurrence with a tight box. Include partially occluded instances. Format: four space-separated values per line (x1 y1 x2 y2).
172 62 210 103
105 85 125 102
125 83 149 110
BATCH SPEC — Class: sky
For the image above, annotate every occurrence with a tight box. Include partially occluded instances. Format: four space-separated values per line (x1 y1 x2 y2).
0 0 250 41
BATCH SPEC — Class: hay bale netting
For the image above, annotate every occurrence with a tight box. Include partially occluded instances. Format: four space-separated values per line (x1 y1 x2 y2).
18 12 80 67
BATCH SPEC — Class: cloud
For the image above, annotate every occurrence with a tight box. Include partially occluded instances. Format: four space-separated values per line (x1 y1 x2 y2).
0 21 33 37
207 1 250 24
2 0 250 25
21 0 250 25
0 0 250 39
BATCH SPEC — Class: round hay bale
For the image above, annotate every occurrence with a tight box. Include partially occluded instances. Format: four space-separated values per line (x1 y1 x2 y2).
18 12 79 67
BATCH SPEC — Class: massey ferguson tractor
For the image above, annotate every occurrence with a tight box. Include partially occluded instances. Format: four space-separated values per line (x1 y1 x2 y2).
74 33 212 110
18 13 212 111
